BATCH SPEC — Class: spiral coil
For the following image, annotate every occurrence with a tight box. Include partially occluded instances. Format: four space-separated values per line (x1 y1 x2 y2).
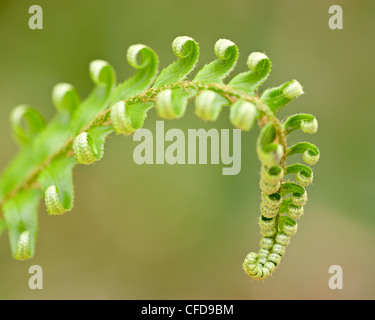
1 36 319 281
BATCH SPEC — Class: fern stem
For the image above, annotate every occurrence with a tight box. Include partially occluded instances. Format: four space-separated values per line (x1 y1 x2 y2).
0 80 287 212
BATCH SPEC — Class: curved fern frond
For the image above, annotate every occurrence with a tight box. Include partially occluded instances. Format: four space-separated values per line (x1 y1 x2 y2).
229 52 271 94
194 39 238 83
0 36 319 282
10 105 46 147
110 44 159 104
154 36 199 87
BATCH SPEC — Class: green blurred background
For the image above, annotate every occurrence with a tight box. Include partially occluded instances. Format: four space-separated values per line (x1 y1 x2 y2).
0 0 374 299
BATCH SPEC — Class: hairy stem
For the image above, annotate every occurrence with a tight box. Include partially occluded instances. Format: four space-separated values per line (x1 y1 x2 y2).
0 80 287 211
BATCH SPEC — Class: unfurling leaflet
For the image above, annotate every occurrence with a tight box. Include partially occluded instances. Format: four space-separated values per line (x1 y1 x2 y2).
0 36 319 282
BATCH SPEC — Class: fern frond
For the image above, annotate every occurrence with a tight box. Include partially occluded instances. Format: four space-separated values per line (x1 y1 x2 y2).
0 36 319 281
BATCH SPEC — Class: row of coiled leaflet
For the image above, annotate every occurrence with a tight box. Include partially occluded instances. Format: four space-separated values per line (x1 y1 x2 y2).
243 114 319 279
3 36 319 280
69 38 319 279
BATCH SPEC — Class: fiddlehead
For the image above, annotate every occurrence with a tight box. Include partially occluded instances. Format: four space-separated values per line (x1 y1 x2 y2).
45 186 67 215
38 157 76 215
2 189 42 260
195 90 228 121
194 39 238 123
283 113 318 135
261 80 304 113
154 36 199 87
243 113 319 280
229 100 258 131
52 83 81 115
287 142 320 165
194 39 238 83
257 123 284 168
13 231 32 261
73 132 100 165
229 52 271 94
154 36 199 119
285 164 313 186
0 36 319 282
110 43 158 104
10 105 46 146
